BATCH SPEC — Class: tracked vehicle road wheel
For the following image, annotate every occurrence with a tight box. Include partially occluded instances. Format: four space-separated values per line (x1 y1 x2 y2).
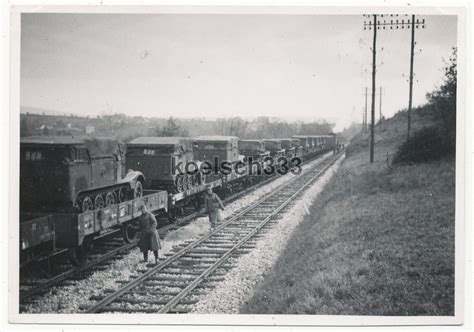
118 187 127 203
187 175 194 189
175 176 183 193
105 192 116 207
94 195 105 210
81 197 94 212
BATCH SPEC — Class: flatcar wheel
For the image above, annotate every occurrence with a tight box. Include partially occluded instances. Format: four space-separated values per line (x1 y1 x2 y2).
69 246 87 266
134 181 143 199
105 192 116 207
94 195 105 210
81 197 94 212
122 221 138 243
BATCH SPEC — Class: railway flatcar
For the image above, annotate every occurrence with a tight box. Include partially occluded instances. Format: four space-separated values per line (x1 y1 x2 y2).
20 191 168 265
125 137 201 193
20 136 145 213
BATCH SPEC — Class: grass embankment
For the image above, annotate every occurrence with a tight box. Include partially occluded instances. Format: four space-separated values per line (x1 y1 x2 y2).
241 111 455 315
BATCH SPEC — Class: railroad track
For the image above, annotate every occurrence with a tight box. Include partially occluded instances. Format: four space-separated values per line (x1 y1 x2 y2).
19 152 330 308
85 152 342 314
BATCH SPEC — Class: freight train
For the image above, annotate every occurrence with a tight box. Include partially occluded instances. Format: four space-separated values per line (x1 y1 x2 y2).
20 133 340 265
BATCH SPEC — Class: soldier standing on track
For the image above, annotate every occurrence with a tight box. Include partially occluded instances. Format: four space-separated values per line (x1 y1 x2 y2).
204 185 225 230
137 204 161 264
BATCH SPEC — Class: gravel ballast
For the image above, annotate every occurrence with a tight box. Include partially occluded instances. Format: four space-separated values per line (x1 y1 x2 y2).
192 154 345 314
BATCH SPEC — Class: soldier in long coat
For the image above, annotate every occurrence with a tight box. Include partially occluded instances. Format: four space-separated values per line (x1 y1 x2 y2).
204 186 225 229
137 204 161 264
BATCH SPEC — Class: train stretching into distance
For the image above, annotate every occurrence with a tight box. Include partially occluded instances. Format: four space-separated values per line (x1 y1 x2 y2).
20 133 340 265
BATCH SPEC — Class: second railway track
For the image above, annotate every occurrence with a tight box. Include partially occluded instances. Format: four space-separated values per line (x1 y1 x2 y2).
85 152 343 314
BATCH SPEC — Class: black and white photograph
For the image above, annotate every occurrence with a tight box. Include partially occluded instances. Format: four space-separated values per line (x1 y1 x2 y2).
5 3 469 327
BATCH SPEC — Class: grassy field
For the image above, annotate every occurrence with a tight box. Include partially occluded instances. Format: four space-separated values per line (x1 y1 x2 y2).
241 111 455 315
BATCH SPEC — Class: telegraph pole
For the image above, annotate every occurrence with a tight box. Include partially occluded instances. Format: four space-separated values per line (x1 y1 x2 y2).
363 14 425 154
364 87 368 133
364 14 425 142
370 14 377 163
407 14 415 140
379 86 382 134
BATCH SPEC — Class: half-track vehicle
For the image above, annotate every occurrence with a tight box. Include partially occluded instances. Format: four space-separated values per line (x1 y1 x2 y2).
20 136 145 213
126 137 199 193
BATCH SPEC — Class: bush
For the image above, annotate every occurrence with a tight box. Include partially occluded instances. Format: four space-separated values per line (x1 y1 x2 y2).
345 134 369 158
393 127 452 164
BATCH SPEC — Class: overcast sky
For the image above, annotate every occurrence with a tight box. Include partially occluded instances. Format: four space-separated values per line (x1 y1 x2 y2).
20 14 457 131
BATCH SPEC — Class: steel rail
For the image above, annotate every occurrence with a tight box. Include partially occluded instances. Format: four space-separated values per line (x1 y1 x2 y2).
19 221 181 302
157 154 339 313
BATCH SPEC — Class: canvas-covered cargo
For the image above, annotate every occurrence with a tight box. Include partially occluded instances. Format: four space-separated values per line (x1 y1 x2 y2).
21 136 120 157
292 135 310 151
262 139 283 151
127 137 194 154
279 139 294 150
194 136 240 165
238 140 266 154
290 138 301 148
